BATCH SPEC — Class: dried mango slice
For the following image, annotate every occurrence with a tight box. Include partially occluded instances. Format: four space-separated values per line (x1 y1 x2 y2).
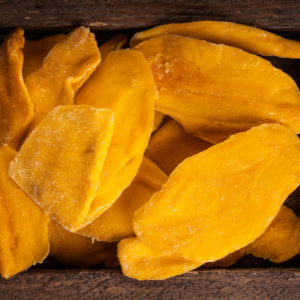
99 33 127 62
0 145 49 279
134 36 300 143
145 120 212 175
131 21 300 58
0 28 33 150
118 237 200 280
78 156 168 242
152 111 165 133
9 105 114 232
246 205 300 263
75 50 156 226
133 124 300 263
203 249 245 268
48 219 119 268
23 34 65 78
23 27 101 139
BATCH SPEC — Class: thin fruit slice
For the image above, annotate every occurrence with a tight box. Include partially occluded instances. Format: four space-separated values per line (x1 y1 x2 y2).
0 145 49 279
99 33 127 62
48 219 119 268
131 21 300 58
75 50 156 226
23 27 100 139
78 156 168 242
145 120 212 175
134 35 300 143
0 28 33 150
23 34 65 78
134 124 300 263
246 205 300 263
9 105 114 232
203 249 245 268
152 111 165 133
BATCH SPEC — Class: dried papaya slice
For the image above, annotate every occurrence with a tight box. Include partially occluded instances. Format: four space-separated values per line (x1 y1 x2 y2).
145 120 212 175
0 28 33 150
75 50 156 226
131 21 300 58
9 105 114 232
246 205 300 263
152 111 165 133
77 156 168 242
133 124 300 263
48 219 119 268
99 33 127 62
134 35 300 143
0 145 49 279
23 27 100 139
23 34 65 78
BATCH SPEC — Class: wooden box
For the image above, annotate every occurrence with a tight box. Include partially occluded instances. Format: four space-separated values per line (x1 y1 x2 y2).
1 1 300 299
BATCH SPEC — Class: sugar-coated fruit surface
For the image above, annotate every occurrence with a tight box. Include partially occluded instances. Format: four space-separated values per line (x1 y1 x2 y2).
134 35 300 143
22 34 65 78
131 21 300 58
133 124 300 263
23 27 101 139
118 237 200 280
9 105 114 232
152 111 165 133
246 205 300 263
78 156 168 242
0 28 33 150
0 145 50 279
145 119 212 175
99 33 127 62
48 219 119 268
75 50 156 226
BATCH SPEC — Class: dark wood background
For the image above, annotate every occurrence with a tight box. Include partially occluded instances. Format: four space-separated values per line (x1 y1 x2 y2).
1 1 300 299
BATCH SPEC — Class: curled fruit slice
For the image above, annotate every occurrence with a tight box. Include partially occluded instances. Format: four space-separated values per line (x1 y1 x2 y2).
99 33 127 62
75 50 156 226
0 145 49 279
9 105 114 232
134 35 300 143
0 28 33 150
152 111 165 133
131 21 300 58
78 156 168 242
133 124 300 263
48 219 119 268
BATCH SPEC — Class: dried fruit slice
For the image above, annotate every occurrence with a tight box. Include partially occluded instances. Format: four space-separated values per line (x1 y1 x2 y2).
99 33 127 62
134 36 300 143
246 205 300 263
131 21 300 58
152 111 165 133
0 145 49 279
48 219 119 268
23 27 101 139
145 120 212 175
134 124 300 263
203 249 245 268
0 28 33 150
75 50 156 226
118 237 200 280
23 34 65 78
78 156 168 242
9 105 114 232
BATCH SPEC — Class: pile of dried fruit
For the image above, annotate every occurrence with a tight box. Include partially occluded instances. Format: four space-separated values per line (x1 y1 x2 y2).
1 21 300 280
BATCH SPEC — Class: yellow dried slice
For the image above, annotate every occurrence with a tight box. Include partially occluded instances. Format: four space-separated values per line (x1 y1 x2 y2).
133 124 300 263
23 34 65 78
118 237 200 280
48 219 119 268
78 156 168 242
134 35 300 143
131 21 300 58
0 28 33 150
145 120 212 175
246 205 300 263
0 145 49 279
203 249 245 268
99 33 127 62
9 105 114 232
23 27 101 139
152 111 165 133
75 50 156 226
